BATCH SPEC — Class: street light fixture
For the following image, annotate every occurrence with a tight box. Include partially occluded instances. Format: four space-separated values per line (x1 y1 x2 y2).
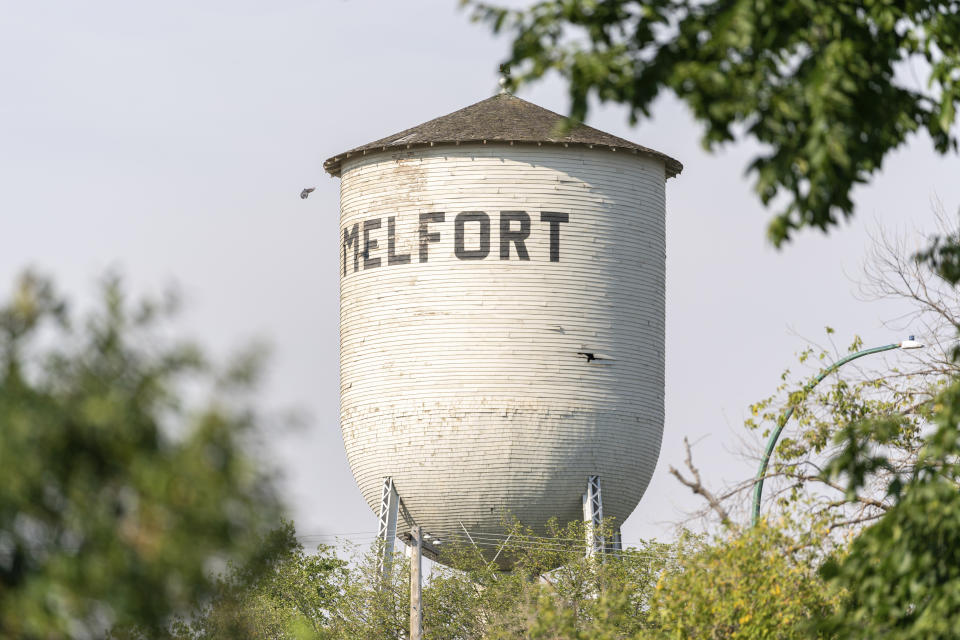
750 336 924 527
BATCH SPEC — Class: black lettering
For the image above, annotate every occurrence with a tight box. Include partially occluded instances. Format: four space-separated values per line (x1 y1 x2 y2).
419 212 444 262
363 218 381 270
540 212 569 262
455 211 490 260
499 211 530 260
342 223 360 275
387 216 411 265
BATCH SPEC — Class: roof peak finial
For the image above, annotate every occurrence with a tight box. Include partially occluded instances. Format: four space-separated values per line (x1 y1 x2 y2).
498 63 512 95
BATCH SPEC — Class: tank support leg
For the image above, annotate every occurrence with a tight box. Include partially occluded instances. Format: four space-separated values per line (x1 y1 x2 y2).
409 525 423 640
377 476 400 580
583 475 604 558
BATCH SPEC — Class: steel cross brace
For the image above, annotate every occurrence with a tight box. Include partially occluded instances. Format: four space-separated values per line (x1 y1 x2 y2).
583 475 604 558
377 476 400 579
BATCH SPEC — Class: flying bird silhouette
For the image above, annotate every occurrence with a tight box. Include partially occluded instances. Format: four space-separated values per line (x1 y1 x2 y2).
300 187 315 199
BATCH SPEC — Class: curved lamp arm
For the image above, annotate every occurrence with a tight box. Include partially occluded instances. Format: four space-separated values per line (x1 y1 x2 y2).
750 338 922 527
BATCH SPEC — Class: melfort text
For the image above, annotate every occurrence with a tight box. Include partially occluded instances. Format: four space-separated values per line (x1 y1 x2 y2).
342 211 569 276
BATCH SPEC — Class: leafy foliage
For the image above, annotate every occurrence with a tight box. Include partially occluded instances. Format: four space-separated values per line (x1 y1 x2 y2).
742 333 940 538
818 380 960 638
180 517 835 639
663 217 960 538
169 523 346 640
0 273 282 638
425 519 833 639
521 525 838 639
425 517 678 638
466 0 960 245
323 539 411 640
651 524 838 639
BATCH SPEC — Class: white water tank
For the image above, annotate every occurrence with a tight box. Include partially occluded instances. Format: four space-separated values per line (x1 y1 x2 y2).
325 94 682 554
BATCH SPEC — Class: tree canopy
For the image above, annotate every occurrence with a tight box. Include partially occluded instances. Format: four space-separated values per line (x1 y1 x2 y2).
467 0 960 245
0 273 283 638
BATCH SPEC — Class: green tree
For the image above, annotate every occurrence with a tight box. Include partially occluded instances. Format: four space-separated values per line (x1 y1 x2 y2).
651 524 839 639
146 515 839 638
746 216 960 539
664 215 958 540
519 525 837 639
464 6 960 633
281 516 679 639
817 378 960 638
170 523 346 640
424 517 677 639
0 273 283 638
742 332 940 538
323 540 410 640
466 0 960 245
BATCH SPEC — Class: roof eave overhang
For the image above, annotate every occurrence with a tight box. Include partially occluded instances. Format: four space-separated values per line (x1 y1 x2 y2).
323 139 683 179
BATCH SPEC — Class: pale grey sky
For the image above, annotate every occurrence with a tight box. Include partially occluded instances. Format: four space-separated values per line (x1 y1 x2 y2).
3 1 958 546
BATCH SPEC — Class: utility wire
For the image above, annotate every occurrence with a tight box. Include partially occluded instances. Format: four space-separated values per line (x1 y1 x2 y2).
296 530 675 552
294 531 677 558
298 536 675 559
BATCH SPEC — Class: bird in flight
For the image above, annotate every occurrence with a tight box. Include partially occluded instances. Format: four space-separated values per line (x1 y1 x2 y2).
300 187 315 199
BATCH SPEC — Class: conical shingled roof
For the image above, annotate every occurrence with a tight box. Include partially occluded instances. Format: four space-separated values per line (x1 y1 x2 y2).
323 93 683 178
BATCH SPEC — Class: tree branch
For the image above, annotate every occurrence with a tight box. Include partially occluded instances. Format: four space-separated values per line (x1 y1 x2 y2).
669 437 734 526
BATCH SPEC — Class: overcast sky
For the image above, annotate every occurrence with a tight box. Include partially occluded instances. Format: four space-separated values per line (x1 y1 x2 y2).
3 1 959 547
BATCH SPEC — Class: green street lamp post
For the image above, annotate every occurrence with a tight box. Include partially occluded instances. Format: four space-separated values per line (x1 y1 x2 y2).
750 336 924 527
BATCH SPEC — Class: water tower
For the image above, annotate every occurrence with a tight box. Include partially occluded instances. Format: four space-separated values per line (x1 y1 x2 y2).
324 92 682 565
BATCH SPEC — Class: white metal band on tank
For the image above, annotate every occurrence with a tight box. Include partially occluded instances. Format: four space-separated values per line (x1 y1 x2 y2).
338 143 666 546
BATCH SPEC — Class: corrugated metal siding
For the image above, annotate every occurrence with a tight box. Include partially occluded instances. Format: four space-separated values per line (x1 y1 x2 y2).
338 144 667 549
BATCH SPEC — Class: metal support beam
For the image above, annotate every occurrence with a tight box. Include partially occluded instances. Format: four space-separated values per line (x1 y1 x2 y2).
377 476 400 580
583 475 604 558
612 528 622 554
